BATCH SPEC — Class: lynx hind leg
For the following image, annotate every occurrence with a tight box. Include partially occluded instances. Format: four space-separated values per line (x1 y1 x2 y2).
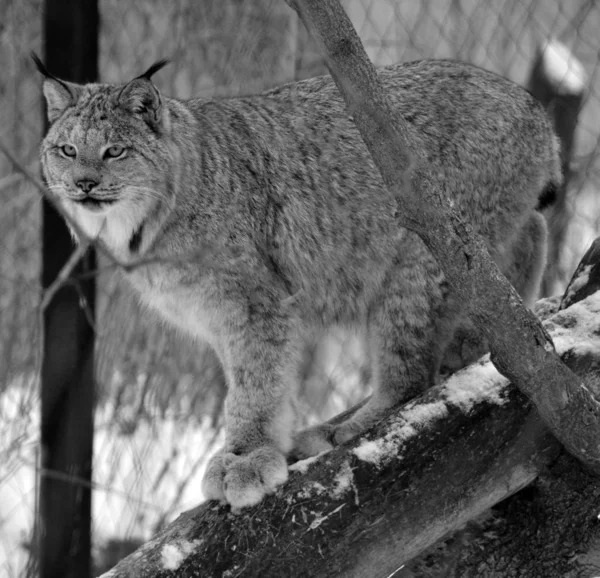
332 258 458 445
502 211 548 308
291 327 374 460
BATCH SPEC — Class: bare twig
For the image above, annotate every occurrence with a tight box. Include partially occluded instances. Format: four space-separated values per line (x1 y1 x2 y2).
39 236 92 311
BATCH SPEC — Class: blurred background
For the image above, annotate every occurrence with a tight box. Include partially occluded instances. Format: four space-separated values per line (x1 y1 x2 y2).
1 0 599 575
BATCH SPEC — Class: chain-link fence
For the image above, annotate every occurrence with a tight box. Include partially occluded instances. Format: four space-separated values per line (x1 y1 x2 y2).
1 0 600 575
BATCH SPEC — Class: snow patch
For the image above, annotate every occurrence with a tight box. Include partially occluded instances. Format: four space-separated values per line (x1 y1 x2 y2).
545 292 600 358
402 400 447 424
294 461 356 502
352 439 389 465
540 38 586 95
161 539 202 570
443 358 509 411
332 460 359 505
331 461 353 497
353 401 446 467
296 481 327 499
352 358 515 467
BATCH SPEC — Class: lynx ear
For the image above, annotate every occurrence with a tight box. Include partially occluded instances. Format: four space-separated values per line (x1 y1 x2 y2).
116 59 169 130
31 53 82 123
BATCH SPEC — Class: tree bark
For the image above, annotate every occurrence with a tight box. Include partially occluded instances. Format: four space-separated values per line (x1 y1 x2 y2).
402 240 600 578
403 451 600 578
40 1 98 577
285 0 600 474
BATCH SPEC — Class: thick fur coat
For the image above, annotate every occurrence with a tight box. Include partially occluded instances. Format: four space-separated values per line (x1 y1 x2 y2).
37 56 560 509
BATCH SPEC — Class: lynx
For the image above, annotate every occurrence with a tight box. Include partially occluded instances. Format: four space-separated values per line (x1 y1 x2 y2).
35 55 560 510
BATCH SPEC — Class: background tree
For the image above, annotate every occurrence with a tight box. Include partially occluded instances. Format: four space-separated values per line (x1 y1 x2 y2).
39 1 98 577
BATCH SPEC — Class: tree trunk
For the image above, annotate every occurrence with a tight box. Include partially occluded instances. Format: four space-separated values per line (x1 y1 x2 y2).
40 1 98 577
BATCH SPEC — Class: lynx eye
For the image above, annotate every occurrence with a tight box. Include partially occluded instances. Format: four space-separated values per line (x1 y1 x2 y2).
59 144 77 158
104 145 126 159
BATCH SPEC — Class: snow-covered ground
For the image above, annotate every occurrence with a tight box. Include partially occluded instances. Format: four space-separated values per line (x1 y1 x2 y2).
0 377 219 578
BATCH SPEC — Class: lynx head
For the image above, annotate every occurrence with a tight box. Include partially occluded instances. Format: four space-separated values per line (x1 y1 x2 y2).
34 54 175 250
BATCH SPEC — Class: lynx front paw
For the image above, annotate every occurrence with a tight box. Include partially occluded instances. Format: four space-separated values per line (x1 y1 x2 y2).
202 446 288 510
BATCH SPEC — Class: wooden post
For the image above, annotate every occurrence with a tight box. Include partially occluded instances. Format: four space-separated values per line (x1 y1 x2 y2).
528 39 587 297
40 1 98 577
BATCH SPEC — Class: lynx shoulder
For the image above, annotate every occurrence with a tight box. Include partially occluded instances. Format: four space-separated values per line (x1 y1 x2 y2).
37 56 560 509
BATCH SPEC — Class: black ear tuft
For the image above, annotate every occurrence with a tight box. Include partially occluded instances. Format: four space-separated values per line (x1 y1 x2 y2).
136 59 170 81
32 52 82 123
31 52 73 94
31 52 51 77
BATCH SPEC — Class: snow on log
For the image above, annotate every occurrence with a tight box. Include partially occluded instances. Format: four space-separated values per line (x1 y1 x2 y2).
101 282 600 577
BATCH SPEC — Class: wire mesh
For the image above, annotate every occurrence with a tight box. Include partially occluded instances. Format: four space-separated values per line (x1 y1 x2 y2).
1 0 600 574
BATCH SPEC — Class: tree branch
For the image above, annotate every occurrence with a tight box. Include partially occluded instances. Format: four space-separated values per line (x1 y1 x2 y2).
286 0 600 473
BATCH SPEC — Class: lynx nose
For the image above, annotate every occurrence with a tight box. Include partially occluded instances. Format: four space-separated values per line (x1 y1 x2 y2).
75 178 99 193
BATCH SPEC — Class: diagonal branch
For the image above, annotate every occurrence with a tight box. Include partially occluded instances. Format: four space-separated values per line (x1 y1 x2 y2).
286 0 600 473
